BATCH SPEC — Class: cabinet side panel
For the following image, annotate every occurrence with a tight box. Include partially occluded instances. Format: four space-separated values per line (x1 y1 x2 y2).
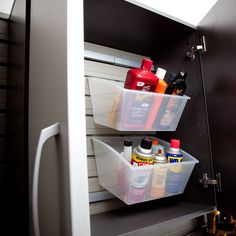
5 1 29 234
155 31 216 207
198 0 236 215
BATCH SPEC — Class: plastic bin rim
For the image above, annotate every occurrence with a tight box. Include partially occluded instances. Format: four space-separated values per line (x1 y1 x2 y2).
91 137 199 171
88 77 191 100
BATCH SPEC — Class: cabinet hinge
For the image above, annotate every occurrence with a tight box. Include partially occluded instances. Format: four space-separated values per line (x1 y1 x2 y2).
186 36 207 60
199 173 222 192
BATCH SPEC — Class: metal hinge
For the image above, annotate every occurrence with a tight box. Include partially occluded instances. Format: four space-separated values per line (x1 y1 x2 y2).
199 173 222 192
186 36 207 60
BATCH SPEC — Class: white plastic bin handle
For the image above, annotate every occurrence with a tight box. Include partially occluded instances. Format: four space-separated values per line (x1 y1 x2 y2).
32 122 60 236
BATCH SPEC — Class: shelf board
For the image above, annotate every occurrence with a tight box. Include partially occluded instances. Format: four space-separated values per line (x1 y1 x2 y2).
90 200 215 236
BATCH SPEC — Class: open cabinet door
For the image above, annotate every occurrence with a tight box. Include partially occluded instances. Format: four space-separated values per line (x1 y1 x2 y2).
198 0 236 215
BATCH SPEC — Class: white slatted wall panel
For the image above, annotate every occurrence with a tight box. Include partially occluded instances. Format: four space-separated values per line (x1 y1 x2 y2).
85 43 155 215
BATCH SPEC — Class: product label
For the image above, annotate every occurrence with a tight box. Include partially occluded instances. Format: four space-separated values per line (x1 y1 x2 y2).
166 166 182 194
122 93 152 128
155 172 166 186
127 170 151 202
131 152 154 166
166 153 183 163
123 80 156 129
135 81 156 92
127 185 146 202
130 171 151 188
167 156 183 163
108 95 122 127
165 152 183 193
137 81 145 87
150 167 167 198
159 97 183 129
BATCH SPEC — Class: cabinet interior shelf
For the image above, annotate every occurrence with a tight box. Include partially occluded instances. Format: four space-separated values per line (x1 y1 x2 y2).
91 200 215 236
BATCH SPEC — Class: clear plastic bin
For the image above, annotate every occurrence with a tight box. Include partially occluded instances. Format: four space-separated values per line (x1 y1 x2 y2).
92 136 199 205
88 77 190 131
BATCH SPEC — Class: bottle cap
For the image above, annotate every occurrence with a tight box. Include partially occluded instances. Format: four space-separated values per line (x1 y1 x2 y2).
141 58 153 71
170 139 180 149
152 140 158 145
124 139 132 146
140 137 152 150
157 146 165 154
156 68 166 80
154 153 167 164
177 70 187 79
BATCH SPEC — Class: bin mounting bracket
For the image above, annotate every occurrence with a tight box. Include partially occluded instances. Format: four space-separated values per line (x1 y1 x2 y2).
186 36 207 60
199 173 222 192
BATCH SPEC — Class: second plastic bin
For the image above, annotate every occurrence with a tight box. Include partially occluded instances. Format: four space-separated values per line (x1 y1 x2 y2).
92 136 199 205
89 77 190 131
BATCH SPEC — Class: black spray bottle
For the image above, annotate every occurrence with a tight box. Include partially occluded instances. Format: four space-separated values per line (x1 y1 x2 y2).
165 71 187 96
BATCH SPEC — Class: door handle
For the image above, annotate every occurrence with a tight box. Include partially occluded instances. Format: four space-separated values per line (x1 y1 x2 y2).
32 122 60 236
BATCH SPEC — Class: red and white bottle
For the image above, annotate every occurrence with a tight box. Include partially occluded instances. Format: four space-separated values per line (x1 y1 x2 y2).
124 58 158 92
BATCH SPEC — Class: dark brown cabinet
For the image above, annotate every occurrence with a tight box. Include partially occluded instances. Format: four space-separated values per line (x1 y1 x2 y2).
84 0 236 235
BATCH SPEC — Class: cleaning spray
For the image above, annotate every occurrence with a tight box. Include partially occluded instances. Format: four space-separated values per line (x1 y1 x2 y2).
124 58 158 92
146 68 167 129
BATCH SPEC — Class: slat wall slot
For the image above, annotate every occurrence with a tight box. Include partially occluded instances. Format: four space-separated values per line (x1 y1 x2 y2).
0 20 8 41
0 139 5 161
0 19 8 209
0 89 6 110
0 66 7 86
90 198 126 216
85 60 129 81
89 191 115 203
84 43 156 215
0 43 8 63
85 42 147 65
87 157 97 177
0 114 5 135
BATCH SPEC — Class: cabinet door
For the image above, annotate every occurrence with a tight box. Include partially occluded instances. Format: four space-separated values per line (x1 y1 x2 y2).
29 0 70 234
198 0 236 216
29 0 90 236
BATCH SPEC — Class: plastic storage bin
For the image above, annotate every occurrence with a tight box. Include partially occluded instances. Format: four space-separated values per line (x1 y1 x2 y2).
89 77 190 131
92 136 199 205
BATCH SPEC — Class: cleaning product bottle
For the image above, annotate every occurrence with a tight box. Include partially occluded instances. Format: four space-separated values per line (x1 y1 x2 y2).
166 139 183 194
166 139 183 163
159 72 187 129
123 139 132 162
124 58 158 92
128 137 153 203
172 72 187 96
150 151 168 198
146 68 167 129
165 71 187 95
165 72 176 94
155 68 167 93
118 139 133 192
122 59 158 129
131 137 154 166
151 140 165 155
